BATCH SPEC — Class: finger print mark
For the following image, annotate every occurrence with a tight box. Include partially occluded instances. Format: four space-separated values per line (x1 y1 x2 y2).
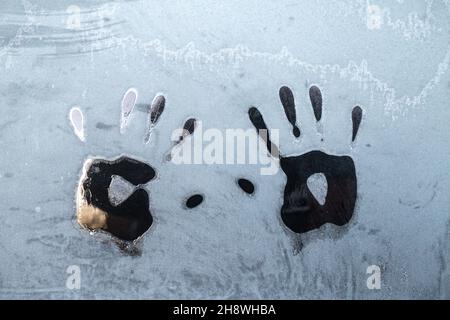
309 85 322 122
145 94 166 144
150 95 166 125
120 87 138 134
237 178 255 195
352 106 363 141
279 86 300 138
179 117 197 143
248 107 269 134
185 194 204 209
248 107 279 157
166 118 198 162
69 106 85 142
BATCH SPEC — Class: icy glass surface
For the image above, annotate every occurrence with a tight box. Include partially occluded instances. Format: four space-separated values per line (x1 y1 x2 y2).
0 0 449 299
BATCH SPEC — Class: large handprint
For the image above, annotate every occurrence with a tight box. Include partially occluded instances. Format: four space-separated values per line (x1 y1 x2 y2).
246 85 363 234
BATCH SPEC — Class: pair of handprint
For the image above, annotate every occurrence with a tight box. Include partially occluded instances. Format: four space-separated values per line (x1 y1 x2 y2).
76 85 362 243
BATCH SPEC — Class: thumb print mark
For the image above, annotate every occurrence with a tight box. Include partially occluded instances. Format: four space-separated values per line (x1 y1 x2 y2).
185 194 204 209
237 178 255 195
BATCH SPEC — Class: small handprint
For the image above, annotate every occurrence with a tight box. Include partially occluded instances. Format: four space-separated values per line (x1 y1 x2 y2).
77 156 155 241
75 89 203 244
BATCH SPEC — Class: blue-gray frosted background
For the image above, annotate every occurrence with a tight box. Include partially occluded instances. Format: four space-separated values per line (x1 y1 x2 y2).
0 0 449 299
